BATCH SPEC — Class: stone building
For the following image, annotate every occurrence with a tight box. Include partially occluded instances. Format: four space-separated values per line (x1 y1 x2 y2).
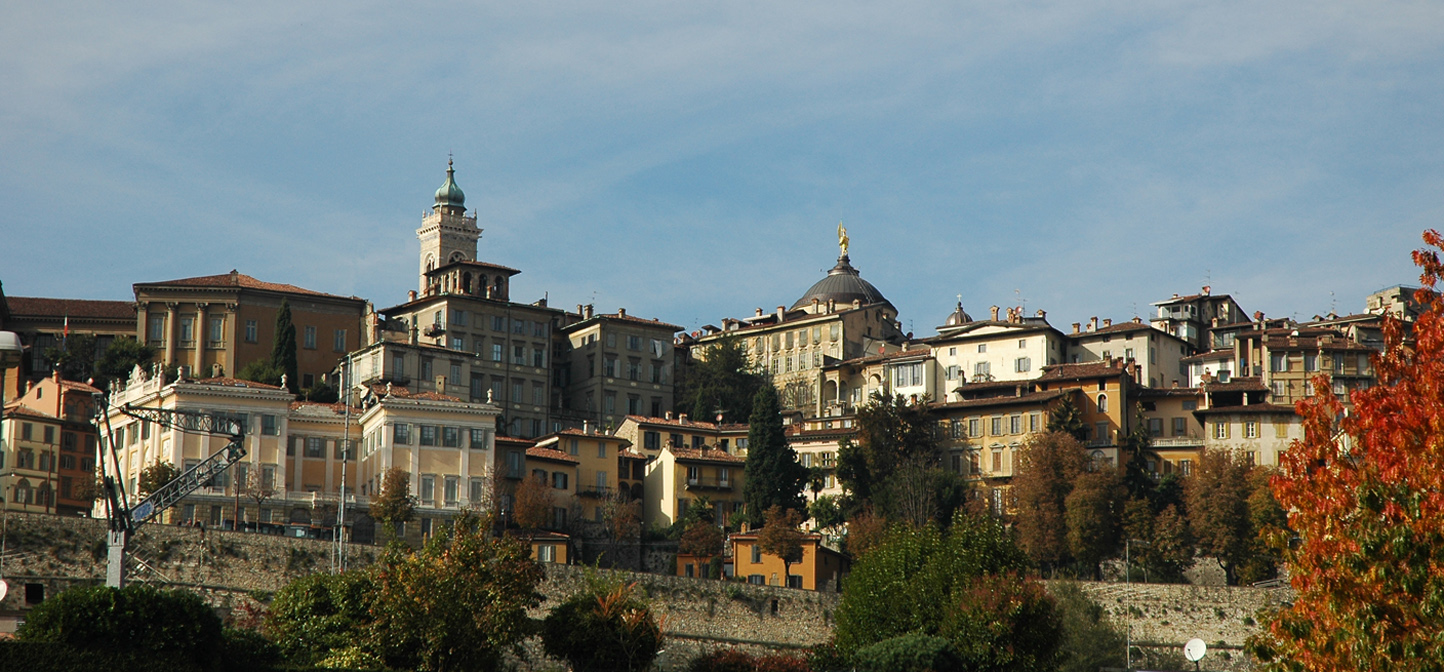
0 285 136 386
556 307 682 430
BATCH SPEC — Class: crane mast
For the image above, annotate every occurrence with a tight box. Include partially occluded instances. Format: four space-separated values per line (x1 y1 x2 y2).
97 399 247 587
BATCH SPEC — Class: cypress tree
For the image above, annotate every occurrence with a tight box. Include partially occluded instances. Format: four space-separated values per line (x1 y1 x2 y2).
743 385 807 525
271 299 299 393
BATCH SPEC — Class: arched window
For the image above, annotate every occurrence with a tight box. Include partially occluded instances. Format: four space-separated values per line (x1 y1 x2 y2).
13 479 32 505
425 255 435 273
478 275 489 296
449 251 465 263
1097 394 1108 413
462 273 472 294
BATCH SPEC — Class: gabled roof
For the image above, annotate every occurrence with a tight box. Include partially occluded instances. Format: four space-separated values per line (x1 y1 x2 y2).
622 415 747 432
526 446 580 464
1201 376 1268 393
136 270 357 300
1038 361 1129 381
4 297 135 321
560 311 683 333
933 389 1072 412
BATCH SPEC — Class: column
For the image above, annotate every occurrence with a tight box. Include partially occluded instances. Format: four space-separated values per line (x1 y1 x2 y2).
194 303 209 377
223 303 238 378
164 303 178 370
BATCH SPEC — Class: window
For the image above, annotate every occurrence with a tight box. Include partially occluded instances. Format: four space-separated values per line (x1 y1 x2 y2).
991 417 1003 436
537 544 556 563
452 309 467 326
209 316 224 343
492 315 506 331
627 335 642 350
567 438 579 455
393 352 405 376
1095 422 1109 444
394 423 411 444
420 475 435 504
1275 420 1289 438
977 344 987 353
419 425 438 446
262 414 279 436
604 357 617 377
1333 353 1345 373
628 359 641 380
303 437 324 458
334 329 347 352
485 343 501 362
606 333 617 347
552 472 568 490
179 316 194 343
1245 421 1258 438
1014 357 1031 373
1097 394 1108 413
149 315 166 341
1173 417 1187 436
893 363 922 387
1214 421 1230 439
304 326 317 349
1009 415 1022 434
421 358 433 380
644 431 660 450
1271 354 1288 372
604 392 616 414
511 344 524 365
1182 400 1197 411
627 395 641 414
450 336 464 350
1180 459 1193 477
1304 354 1318 372
442 427 460 447
973 362 991 378
444 476 459 505
532 347 545 368
751 544 762 563
1148 418 1163 437
490 378 505 401
470 478 487 503
968 418 980 437
470 428 488 449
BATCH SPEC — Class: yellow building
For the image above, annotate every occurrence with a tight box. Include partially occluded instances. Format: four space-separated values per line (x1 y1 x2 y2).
1 374 102 516
1135 387 1206 476
133 271 366 390
644 444 747 529
557 307 681 430
1033 360 1139 466
728 532 850 591
533 428 639 524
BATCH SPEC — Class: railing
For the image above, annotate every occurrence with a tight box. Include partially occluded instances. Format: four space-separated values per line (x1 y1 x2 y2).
578 486 616 498
685 477 733 491
1152 437 1204 448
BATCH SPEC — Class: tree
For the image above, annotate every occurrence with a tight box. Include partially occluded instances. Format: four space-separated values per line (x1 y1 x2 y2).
743 385 808 523
940 571 1063 672
1010 432 1087 573
838 392 944 519
1120 404 1159 502
1237 468 1287 585
302 379 339 403
138 459 181 497
1051 582 1127 672
1046 396 1088 442
679 520 725 577
757 506 806 586
853 633 965 672
1183 448 1252 584
370 467 415 537
542 580 664 672
1121 497 1194 583
512 472 556 529
370 511 545 672
833 510 1032 656
271 299 298 393
682 334 767 424
1064 468 1125 579
96 337 157 386
601 490 641 540
809 494 847 532
1249 233 1444 670
236 359 284 387
245 465 276 521
843 506 888 558
266 571 378 667
18 584 224 669
43 334 98 382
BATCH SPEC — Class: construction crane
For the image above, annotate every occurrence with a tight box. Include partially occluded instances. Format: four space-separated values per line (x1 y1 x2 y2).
95 397 247 588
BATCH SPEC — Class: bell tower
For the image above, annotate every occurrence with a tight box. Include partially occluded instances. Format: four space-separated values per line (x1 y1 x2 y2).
417 158 481 294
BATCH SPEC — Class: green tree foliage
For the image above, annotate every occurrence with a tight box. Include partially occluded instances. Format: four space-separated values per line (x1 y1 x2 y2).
940 571 1063 672
757 505 806 584
370 511 545 672
1184 448 1253 584
809 494 847 532
271 299 298 393
744 384 808 522
369 467 416 533
138 459 181 497
1046 396 1088 441
1050 582 1127 672
541 580 663 672
1121 498 1195 583
832 511 1032 656
838 392 956 522
1238 468 1287 585
236 359 284 387
683 334 767 423
1120 404 1159 501
96 337 157 386
302 379 339 403
17 584 223 669
679 519 725 575
1010 432 1087 572
43 334 98 382
1064 468 1125 579
853 633 965 672
266 571 377 666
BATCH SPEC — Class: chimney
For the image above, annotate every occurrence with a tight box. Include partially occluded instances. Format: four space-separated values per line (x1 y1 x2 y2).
1072 322 1081 334
990 305 1000 321
755 307 764 317
1172 293 1179 299
1254 311 1264 322
665 411 673 420
618 307 626 318
777 306 786 321
1103 318 1112 328
1172 379 1179 388
679 413 688 425
1133 316 1142 324
828 299 836 313
408 290 418 302
1089 317 1099 332
1037 309 1046 319
852 299 861 309
1202 285 1212 295
812 298 820 311
584 304 594 319
577 304 584 315
583 420 591 434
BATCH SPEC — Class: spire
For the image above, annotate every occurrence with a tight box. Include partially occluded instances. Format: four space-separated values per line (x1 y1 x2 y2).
434 157 466 211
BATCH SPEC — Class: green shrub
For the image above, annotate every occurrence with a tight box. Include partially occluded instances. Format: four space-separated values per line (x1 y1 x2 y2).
266 570 376 665
17 584 222 669
853 633 964 672
688 649 758 672
541 581 662 672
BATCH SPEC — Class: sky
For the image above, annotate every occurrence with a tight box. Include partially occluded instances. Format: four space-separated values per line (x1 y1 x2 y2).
2 1 1442 336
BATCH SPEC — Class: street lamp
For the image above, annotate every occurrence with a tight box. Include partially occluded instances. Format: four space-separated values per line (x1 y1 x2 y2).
1126 538 1150 586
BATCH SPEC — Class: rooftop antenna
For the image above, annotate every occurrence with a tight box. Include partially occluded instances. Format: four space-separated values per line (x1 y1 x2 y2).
1329 291 1337 315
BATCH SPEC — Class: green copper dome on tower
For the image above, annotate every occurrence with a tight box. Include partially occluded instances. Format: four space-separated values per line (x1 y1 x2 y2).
434 158 466 209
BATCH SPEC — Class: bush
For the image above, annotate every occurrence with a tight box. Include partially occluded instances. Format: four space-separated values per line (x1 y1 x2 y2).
1051 582 1126 672
806 641 850 672
687 648 810 672
853 633 964 672
541 581 663 672
17 584 223 669
265 570 376 665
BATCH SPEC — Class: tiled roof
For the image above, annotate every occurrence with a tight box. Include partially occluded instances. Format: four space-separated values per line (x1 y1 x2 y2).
544 428 633 444
788 426 858 440
58 379 102 394
1153 292 1236 306
624 415 742 431
1201 377 1267 392
1074 321 1155 337
137 271 357 300
837 346 933 367
431 259 522 276
5 296 135 321
1181 350 1235 363
365 383 465 403
616 448 648 460
1134 387 1201 397
526 446 580 464
668 446 745 464
3 403 58 421
1038 361 1128 380
933 389 1071 411
588 312 684 332
289 400 361 414
188 377 285 391
1194 403 1297 415
495 436 535 449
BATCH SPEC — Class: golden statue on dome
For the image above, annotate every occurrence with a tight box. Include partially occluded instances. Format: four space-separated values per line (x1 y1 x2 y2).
837 220 850 256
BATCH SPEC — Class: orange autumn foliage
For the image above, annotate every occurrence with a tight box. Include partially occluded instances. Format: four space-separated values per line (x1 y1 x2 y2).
1252 230 1444 671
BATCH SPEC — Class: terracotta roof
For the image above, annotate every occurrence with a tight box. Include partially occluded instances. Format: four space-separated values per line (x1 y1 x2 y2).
1074 321 1156 337
788 426 858 440
3 403 58 421
1194 403 1297 415
1038 361 1128 380
288 400 361 414
430 259 522 276
57 379 102 394
1201 377 1267 392
5 296 135 321
542 428 633 444
668 446 745 464
1134 387 1201 398
1181 350 1235 363
616 448 648 460
1153 292 1236 306
495 436 535 449
365 383 465 403
933 389 1071 411
836 346 933 367
624 414 743 431
187 377 284 391
526 446 580 464
137 271 357 300
565 312 683 333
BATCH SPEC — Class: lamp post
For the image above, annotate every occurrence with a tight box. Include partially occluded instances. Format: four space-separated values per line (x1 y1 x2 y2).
1126 538 1149 586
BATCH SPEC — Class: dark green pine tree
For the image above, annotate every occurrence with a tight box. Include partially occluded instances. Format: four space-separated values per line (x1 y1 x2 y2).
683 334 767 424
271 299 299 393
743 385 808 525
1121 404 1161 504
1047 395 1089 442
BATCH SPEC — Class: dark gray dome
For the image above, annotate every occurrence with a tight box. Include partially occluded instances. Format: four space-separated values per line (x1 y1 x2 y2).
942 301 973 327
790 255 894 311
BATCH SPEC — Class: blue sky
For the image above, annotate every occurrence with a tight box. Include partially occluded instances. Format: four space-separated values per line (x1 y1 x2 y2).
2 2 1441 336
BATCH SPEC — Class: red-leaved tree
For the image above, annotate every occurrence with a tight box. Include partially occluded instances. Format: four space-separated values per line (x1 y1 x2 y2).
1252 230 1444 670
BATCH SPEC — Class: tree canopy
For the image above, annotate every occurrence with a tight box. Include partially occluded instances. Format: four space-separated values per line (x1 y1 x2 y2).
1251 230 1444 670
743 384 808 523
271 299 298 393
369 467 416 533
1011 432 1087 572
838 391 962 524
682 334 767 424
541 579 663 672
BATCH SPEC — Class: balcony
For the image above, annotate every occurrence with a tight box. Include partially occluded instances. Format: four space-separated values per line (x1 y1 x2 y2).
685 477 733 492
1152 436 1205 449
423 323 446 337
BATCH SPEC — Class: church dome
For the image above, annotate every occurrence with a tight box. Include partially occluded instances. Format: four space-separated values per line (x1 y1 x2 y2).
790 255 894 312
434 159 465 209
942 300 973 327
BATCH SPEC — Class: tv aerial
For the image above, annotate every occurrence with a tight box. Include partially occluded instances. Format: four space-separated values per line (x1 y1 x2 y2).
1184 637 1207 670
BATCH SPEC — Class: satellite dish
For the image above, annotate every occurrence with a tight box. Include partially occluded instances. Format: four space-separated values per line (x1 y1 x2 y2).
1184 638 1207 662
0 579 8 603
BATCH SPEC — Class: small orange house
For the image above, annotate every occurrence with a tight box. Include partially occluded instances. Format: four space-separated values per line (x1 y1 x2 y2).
506 529 571 564
727 532 850 592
